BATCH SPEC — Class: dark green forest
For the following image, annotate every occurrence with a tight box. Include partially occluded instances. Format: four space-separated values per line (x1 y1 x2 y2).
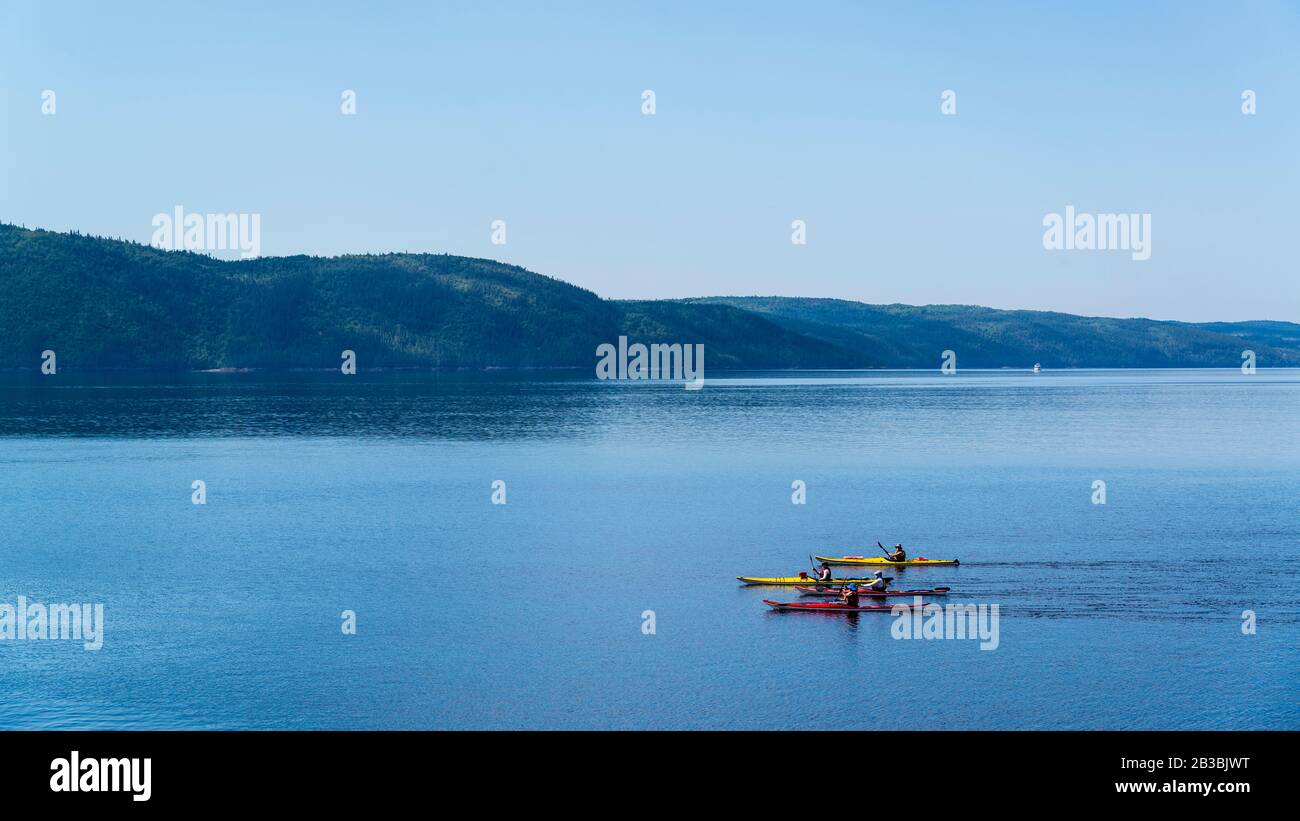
2 224 1296 370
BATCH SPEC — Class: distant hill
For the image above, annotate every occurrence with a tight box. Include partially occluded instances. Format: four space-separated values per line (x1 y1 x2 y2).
687 297 1300 368
1 224 1296 370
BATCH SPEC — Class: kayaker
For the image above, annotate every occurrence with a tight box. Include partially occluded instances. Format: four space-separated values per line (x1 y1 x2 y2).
813 562 834 583
866 570 889 591
888 543 907 562
839 584 860 607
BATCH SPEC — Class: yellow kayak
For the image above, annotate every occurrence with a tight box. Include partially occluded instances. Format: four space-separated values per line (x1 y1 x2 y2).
738 575 883 586
813 555 959 566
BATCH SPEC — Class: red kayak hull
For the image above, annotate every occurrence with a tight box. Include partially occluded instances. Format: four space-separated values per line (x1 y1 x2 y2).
794 586 949 598
763 599 919 613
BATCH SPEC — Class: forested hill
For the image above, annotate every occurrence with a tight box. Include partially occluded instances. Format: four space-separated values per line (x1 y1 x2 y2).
684 297 1300 368
2 224 1296 370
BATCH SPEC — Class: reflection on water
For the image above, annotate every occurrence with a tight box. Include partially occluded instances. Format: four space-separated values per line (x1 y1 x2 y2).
0 371 611 440
3 370 1299 466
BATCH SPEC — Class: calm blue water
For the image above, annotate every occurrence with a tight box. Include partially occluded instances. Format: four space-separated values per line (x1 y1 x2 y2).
0 369 1296 729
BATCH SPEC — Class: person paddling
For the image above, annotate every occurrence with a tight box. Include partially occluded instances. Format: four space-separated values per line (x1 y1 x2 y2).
865 570 889 591
876 541 907 562
812 561 834 583
839 584 860 607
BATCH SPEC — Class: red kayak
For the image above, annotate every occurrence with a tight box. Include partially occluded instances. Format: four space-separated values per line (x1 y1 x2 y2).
795 586 949 598
763 599 920 613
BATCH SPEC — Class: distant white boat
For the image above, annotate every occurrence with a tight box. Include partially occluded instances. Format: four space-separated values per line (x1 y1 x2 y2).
1033 363 1042 373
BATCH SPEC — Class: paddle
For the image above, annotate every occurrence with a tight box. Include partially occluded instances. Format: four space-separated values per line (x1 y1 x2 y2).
877 541 892 557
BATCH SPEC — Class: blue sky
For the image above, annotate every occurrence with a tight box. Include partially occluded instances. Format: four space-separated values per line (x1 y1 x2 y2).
2 1 1297 321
